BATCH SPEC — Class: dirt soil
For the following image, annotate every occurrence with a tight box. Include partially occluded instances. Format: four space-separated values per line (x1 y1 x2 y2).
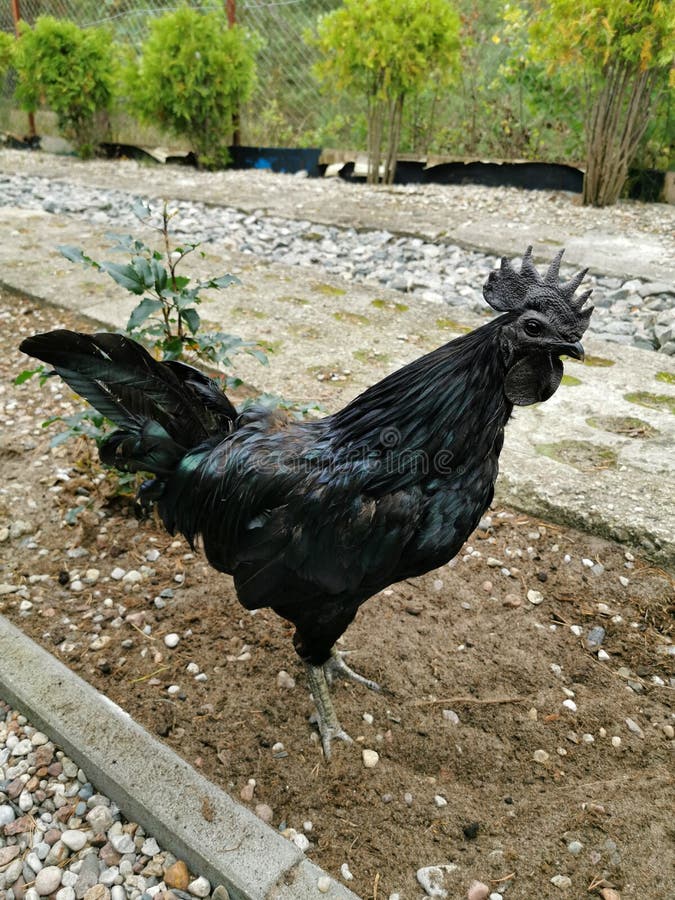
0 290 673 900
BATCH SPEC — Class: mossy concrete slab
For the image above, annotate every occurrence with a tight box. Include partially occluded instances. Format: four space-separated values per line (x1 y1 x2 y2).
1 155 673 565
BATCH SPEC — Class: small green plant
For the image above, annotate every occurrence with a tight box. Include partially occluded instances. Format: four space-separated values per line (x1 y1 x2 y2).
15 201 268 492
58 199 267 373
125 6 260 169
13 16 116 158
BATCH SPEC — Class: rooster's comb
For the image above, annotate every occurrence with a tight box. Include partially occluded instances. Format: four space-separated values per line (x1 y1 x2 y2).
482 246 593 326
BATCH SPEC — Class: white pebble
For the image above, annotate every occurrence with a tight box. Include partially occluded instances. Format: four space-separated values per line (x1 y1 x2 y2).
164 633 180 648
362 749 379 768
434 794 447 807
145 548 160 562
618 575 629 587
551 874 572 889
35 866 63 895
363 712 374 725
292 832 310 852
187 876 211 897
123 569 142 584
442 709 460 725
611 736 622 748
340 863 354 881
186 662 200 674
167 684 181 695
110 567 125 580
276 670 296 689
533 749 550 763
60 829 87 852
562 699 577 713
582 558 594 568
569 625 582 637
141 837 160 856
317 876 331 893
597 649 610 661
468 881 490 900
527 589 544 605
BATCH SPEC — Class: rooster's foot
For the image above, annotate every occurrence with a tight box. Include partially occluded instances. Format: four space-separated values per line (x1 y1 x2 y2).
305 662 353 759
324 647 382 692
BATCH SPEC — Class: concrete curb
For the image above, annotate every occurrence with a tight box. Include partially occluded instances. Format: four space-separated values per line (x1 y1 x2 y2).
0 615 361 900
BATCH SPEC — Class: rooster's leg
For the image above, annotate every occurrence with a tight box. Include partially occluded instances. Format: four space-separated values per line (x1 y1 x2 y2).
324 647 382 692
305 662 353 759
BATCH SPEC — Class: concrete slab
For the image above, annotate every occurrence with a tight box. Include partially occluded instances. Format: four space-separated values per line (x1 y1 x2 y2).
0 615 360 900
2 196 673 566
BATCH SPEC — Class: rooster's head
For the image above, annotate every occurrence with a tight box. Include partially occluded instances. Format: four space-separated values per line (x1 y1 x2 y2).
482 246 594 405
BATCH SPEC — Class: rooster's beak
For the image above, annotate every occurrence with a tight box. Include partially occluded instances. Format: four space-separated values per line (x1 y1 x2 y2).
556 341 585 361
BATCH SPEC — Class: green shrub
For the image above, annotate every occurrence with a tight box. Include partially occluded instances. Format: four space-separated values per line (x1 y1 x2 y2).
311 0 461 183
0 30 14 79
126 6 260 169
13 16 116 158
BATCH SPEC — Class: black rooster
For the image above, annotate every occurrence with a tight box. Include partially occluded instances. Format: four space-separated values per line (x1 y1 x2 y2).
20 247 593 756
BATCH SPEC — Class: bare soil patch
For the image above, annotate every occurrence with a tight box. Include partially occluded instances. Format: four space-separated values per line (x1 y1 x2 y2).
1 291 673 900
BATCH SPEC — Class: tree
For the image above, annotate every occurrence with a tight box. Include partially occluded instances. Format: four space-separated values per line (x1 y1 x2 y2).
13 16 116 158
530 0 675 207
311 0 461 184
126 5 260 169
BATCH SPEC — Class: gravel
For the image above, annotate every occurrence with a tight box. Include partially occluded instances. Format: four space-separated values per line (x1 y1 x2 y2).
0 700 224 900
0 172 672 353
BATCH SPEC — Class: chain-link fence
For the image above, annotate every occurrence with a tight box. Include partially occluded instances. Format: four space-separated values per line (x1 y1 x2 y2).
1 0 344 147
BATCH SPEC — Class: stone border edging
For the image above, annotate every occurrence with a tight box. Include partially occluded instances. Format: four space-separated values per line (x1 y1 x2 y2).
0 615 360 900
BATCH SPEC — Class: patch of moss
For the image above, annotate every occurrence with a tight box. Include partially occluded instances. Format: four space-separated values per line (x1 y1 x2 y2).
288 323 320 339
561 375 582 386
370 299 409 312
277 295 309 306
536 440 618 472
586 415 658 439
581 354 615 367
436 318 472 334
333 310 369 326
353 348 391 364
232 306 267 320
301 232 324 242
624 391 675 415
314 282 346 297
655 371 675 385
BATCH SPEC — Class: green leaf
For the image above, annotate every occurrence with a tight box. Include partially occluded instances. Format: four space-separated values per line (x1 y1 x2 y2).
101 261 147 294
127 297 164 331
14 366 44 385
151 258 168 293
58 245 99 268
132 199 152 220
246 347 269 366
181 307 201 334
202 273 241 290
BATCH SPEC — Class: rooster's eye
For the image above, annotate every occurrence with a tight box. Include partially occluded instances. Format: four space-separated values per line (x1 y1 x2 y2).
524 319 542 337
